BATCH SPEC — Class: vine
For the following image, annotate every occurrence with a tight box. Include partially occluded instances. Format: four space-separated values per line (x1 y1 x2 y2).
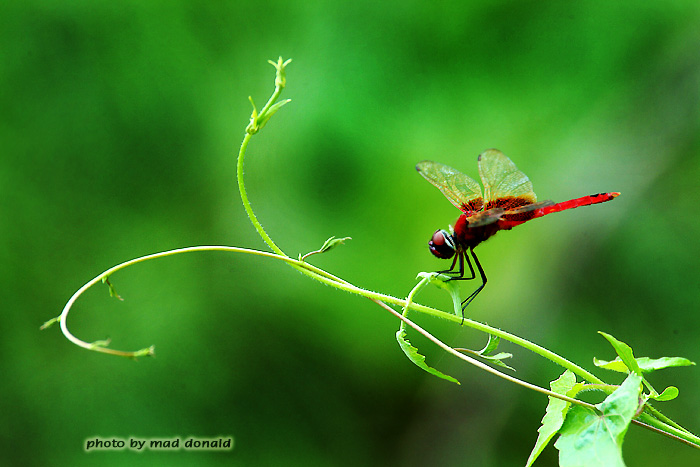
42 57 699 465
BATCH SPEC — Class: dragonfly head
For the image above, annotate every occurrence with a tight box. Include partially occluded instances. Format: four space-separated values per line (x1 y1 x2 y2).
428 229 456 259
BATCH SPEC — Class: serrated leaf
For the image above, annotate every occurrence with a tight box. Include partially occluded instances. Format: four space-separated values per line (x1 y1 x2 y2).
482 351 513 361
636 356 695 372
396 329 460 385
596 333 676 399
554 373 642 467
480 352 515 371
455 335 515 371
526 370 577 467
594 356 695 374
479 334 500 355
455 347 515 371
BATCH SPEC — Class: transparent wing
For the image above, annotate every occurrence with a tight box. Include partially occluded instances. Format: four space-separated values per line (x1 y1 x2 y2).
416 160 484 213
467 200 554 228
477 149 537 207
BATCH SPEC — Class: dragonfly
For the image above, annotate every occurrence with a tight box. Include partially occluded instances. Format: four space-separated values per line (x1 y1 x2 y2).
416 148 619 320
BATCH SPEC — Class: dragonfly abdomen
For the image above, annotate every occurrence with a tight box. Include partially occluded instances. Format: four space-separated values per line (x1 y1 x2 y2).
535 192 620 217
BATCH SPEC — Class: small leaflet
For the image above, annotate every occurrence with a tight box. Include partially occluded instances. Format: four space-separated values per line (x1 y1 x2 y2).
89 339 111 350
456 334 515 371
40 316 60 330
300 236 351 261
654 386 679 402
102 276 124 301
479 333 500 355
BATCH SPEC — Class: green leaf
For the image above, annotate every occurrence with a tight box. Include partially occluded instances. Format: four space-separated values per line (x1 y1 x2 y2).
301 236 351 260
480 352 515 371
594 356 695 374
479 335 514 369
89 338 111 349
102 276 124 301
456 334 515 371
598 332 642 375
554 373 642 467
593 357 630 373
455 348 515 371
133 345 156 358
635 356 695 372
652 386 679 402
40 316 60 330
417 272 463 318
246 96 259 134
596 333 689 399
319 236 350 252
396 329 460 385
256 98 291 130
479 334 500 355
526 370 577 467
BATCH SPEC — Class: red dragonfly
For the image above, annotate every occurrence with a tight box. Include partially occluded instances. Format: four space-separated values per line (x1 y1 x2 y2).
416 149 619 319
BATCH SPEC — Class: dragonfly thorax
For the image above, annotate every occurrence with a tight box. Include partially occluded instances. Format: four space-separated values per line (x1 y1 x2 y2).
428 229 457 259
453 213 501 249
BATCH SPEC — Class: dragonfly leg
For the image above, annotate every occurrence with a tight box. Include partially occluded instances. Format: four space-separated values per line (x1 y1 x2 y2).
460 247 487 323
437 251 459 275
439 249 476 281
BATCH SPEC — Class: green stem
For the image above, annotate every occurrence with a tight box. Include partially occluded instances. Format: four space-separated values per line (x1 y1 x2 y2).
237 57 292 256
237 132 286 256
46 244 592 409
637 413 700 448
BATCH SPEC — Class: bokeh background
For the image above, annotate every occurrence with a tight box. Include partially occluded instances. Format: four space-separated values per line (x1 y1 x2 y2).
3 1 699 465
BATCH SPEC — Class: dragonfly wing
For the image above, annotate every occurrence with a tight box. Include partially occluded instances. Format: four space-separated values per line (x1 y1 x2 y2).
466 208 505 227
500 200 554 223
467 201 554 228
504 200 553 214
478 149 537 210
416 160 484 213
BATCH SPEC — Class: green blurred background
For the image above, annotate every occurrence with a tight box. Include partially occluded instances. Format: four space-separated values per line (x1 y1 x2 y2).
3 0 699 465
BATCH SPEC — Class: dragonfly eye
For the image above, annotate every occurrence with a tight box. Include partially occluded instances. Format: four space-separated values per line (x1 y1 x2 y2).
428 229 456 259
